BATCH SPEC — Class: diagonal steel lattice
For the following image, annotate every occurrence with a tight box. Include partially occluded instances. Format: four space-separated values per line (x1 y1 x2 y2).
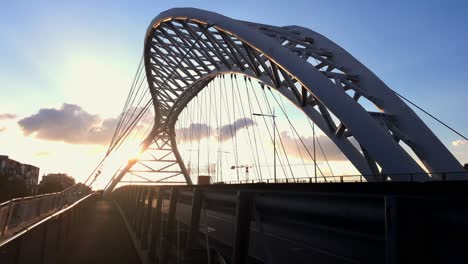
105 8 465 192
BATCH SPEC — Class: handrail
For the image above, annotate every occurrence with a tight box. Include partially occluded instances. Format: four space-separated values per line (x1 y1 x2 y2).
1 183 89 207
221 171 468 184
113 183 468 263
0 192 60 207
0 193 94 247
0 183 91 241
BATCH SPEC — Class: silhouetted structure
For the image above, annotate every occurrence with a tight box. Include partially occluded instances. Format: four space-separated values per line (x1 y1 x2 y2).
38 173 75 194
0 171 28 202
0 155 39 201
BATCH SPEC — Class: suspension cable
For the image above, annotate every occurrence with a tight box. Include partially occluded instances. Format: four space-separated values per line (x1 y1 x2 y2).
244 77 266 181
394 91 468 141
261 87 295 179
306 118 335 178
268 89 326 179
232 75 261 181
94 24 213 188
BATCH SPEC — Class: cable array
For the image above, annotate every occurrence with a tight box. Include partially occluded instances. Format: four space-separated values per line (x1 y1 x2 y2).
174 74 338 184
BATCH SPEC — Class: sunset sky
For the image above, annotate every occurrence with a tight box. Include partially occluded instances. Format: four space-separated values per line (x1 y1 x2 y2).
0 0 467 186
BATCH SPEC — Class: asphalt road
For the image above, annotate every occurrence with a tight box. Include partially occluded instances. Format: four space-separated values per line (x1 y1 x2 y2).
173 202 382 264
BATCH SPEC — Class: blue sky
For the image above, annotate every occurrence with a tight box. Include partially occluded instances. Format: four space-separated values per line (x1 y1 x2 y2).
0 0 467 181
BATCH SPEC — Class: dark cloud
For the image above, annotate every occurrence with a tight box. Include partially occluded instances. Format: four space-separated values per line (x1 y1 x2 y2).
176 123 213 142
176 118 257 143
18 103 119 145
0 113 17 120
279 131 347 161
174 119 348 162
218 118 256 141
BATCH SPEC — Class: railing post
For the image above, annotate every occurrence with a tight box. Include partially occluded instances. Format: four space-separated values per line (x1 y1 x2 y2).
141 189 155 249
442 173 447 181
65 211 72 238
231 191 254 264
385 196 400 264
55 217 62 251
136 188 148 239
36 197 43 217
149 188 164 262
1 201 15 236
185 189 203 260
160 188 179 264
132 187 143 228
14 234 24 264
340 176 344 183
39 221 49 264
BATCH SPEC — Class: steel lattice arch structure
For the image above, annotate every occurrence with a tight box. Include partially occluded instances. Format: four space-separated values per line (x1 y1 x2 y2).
105 8 465 192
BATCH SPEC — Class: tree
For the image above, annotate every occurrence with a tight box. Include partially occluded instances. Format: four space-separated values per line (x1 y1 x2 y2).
38 173 75 194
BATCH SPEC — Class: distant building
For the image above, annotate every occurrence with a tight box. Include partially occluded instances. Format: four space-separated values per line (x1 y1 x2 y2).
0 155 39 193
39 173 75 193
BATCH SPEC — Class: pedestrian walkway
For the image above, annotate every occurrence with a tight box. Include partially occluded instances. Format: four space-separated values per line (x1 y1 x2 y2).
60 199 140 264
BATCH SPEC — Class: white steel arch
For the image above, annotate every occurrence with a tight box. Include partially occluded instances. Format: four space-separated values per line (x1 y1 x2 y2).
105 8 465 192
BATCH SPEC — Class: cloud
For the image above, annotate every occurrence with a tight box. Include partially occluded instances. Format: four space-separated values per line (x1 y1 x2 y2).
0 113 17 120
173 119 349 162
452 139 468 147
18 103 119 145
176 118 257 143
218 118 256 141
279 131 347 162
176 123 213 142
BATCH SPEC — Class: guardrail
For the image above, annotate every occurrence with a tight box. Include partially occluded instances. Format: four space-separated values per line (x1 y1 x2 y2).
221 171 468 184
0 184 91 242
0 191 95 264
113 182 468 264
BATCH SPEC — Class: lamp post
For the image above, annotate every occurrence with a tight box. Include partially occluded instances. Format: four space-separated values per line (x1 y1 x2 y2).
217 150 230 182
253 110 277 183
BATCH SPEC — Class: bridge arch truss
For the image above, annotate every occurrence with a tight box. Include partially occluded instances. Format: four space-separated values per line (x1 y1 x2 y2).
106 8 465 192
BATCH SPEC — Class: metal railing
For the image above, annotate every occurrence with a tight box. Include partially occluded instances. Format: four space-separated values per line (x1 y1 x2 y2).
113 183 468 264
0 184 91 241
220 171 468 184
0 192 95 264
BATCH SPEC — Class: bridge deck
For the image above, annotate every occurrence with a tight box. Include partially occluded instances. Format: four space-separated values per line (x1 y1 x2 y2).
61 199 140 264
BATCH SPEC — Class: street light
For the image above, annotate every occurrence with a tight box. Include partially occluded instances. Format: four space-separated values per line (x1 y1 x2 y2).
252 109 277 183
